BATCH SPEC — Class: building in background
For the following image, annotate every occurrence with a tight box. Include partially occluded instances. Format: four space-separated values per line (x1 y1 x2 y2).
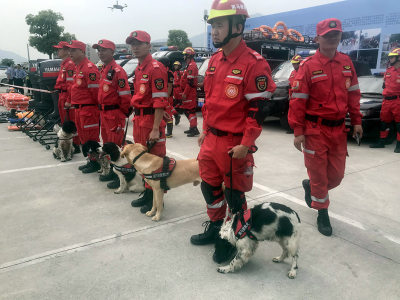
208 0 400 72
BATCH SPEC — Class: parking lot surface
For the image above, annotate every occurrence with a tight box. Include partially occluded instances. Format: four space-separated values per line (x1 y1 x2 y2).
0 105 399 299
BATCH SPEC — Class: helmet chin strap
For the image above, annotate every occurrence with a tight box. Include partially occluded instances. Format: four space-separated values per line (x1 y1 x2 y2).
390 56 399 66
213 17 244 48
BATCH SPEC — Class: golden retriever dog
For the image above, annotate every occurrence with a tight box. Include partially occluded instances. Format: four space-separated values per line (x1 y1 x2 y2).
121 143 201 221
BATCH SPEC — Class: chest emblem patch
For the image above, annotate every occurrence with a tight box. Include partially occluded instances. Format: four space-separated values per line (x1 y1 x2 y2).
232 69 242 75
139 84 146 94
345 78 351 89
76 78 82 86
103 84 109 92
225 84 239 99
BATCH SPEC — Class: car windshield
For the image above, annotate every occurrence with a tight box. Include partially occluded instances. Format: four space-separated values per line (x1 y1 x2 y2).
152 51 169 58
358 76 383 94
198 58 210 76
272 61 293 81
123 59 138 77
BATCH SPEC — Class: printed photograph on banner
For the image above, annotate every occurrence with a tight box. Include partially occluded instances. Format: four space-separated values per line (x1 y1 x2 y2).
338 30 360 53
382 33 400 51
359 28 381 50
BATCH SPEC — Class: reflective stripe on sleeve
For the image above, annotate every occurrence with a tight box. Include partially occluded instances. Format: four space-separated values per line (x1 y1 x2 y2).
83 123 99 129
119 91 131 96
88 84 99 88
311 194 329 203
348 84 360 92
245 91 272 100
292 93 309 99
152 92 168 98
157 138 166 143
207 200 226 209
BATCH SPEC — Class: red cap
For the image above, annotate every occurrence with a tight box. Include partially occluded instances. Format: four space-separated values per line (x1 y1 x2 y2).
53 41 69 49
66 40 86 52
126 30 151 44
92 39 116 51
316 18 342 36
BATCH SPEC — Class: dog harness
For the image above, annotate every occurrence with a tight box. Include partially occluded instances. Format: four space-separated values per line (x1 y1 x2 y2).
234 210 258 241
112 163 137 175
143 156 176 191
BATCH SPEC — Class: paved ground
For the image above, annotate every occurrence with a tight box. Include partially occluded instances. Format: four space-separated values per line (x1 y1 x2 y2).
0 102 399 299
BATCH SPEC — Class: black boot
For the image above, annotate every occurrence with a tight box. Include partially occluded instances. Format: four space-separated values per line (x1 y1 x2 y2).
81 161 101 174
394 141 400 153
166 122 173 138
187 127 200 137
317 209 332 236
99 168 118 182
78 161 90 171
73 144 81 154
213 237 237 263
184 128 191 134
302 179 312 208
369 138 385 148
175 114 180 125
107 177 120 189
131 188 152 207
140 189 154 214
190 220 223 245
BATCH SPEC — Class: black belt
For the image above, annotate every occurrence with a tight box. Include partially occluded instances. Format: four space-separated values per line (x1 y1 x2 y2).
98 104 119 111
384 96 399 100
134 107 155 116
209 127 243 137
305 114 344 127
73 104 97 109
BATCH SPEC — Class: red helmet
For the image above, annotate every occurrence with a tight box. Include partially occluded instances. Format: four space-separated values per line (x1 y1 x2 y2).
182 47 195 56
388 48 400 57
291 55 303 64
207 0 250 24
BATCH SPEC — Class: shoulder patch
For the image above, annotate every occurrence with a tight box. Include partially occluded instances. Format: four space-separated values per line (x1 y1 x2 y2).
154 78 164 90
89 73 97 81
118 79 126 88
255 76 268 92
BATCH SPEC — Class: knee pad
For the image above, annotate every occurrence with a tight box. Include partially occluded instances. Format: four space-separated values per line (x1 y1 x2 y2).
201 181 223 205
224 188 246 214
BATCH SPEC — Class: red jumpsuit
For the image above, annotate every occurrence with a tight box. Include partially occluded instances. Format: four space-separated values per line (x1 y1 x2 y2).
379 66 400 141
288 69 298 98
165 69 177 119
288 50 362 210
70 57 100 144
54 57 75 124
131 54 168 157
199 40 276 221
180 60 198 127
173 70 183 106
98 59 131 146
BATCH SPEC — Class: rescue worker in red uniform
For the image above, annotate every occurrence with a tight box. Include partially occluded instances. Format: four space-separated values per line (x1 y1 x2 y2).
288 54 302 97
370 48 400 152
172 61 182 125
126 31 168 213
288 18 363 236
67 40 101 173
180 47 200 137
93 39 132 181
190 0 276 263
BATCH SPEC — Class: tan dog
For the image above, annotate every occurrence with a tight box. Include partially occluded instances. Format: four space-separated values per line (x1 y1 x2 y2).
121 143 201 221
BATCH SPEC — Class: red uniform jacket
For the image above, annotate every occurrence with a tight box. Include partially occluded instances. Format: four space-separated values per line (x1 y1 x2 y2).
55 58 75 103
383 66 400 97
181 60 198 102
98 59 131 115
288 50 362 136
288 69 298 98
203 40 276 147
70 57 100 105
173 70 183 100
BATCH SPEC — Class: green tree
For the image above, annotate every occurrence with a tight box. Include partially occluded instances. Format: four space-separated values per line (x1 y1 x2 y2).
167 30 192 51
25 10 76 59
1 58 15 66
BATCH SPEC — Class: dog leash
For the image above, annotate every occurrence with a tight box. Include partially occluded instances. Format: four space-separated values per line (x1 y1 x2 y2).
121 117 130 146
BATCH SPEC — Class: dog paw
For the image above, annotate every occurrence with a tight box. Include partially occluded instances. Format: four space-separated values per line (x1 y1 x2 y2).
217 266 230 274
61 159 66 162
152 215 161 221
288 270 297 279
114 189 122 194
272 257 282 263
145 211 155 217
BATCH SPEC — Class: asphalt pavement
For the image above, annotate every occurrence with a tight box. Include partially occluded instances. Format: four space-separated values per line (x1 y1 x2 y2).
0 101 399 299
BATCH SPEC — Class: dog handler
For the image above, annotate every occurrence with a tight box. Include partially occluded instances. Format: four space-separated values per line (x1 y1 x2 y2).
126 31 169 213
288 18 363 236
191 0 276 263
67 40 101 173
93 39 131 181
